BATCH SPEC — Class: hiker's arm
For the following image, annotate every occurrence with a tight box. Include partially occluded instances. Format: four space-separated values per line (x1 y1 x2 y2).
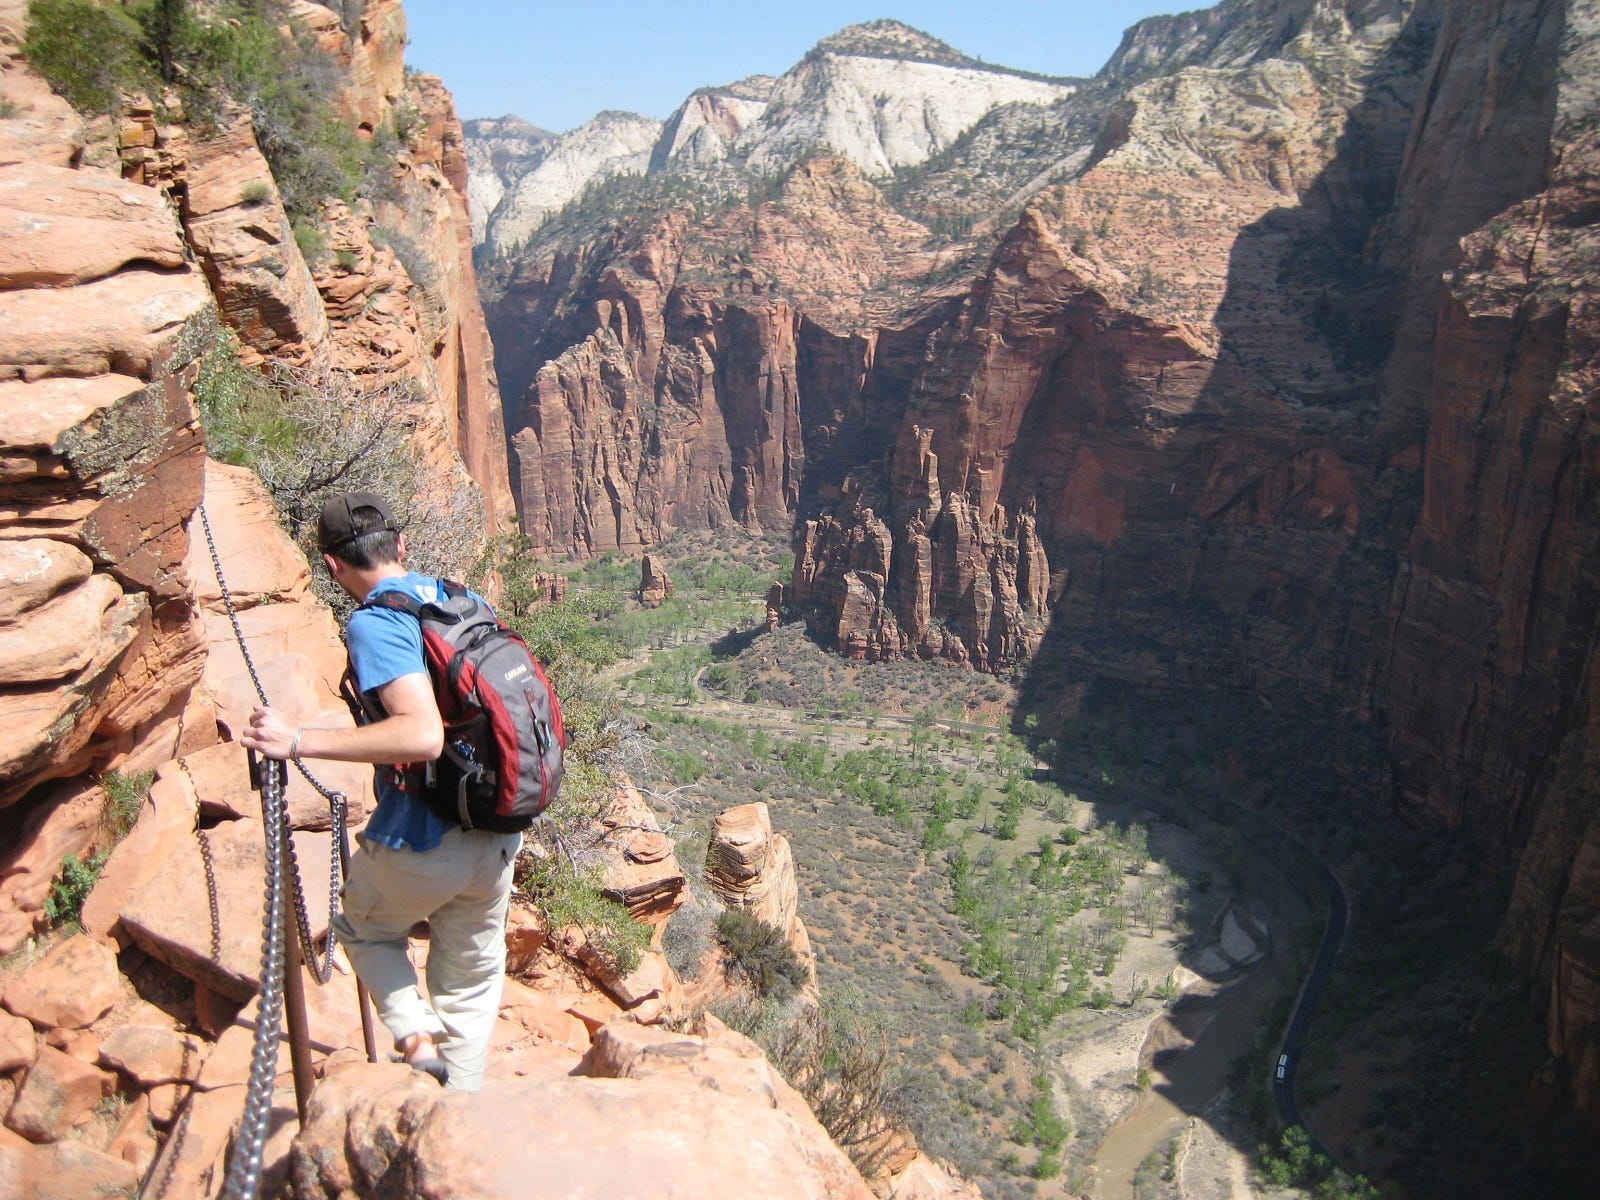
241 673 445 764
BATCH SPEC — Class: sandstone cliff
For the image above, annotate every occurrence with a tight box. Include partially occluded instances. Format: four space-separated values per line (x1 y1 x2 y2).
0 6 971 1194
476 0 1600 1131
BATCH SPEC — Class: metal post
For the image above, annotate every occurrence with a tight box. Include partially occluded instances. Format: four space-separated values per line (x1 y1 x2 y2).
279 848 315 1126
334 830 380 1063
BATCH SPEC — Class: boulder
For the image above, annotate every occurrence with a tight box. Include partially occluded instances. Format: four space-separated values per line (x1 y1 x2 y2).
3 1045 113 1143
0 1012 34 1073
81 768 198 948
0 935 122 1030
550 931 678 1023
594 782 688 941
41 1028 98 1065
496 977 590 1054
97 1025 206 1087
287 1052 874 1200
104 1093 158 1178
139 1082 250 1200
120 817 333 1002
0 1140 141 1200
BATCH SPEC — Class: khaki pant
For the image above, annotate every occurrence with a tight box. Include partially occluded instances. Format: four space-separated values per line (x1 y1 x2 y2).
332 826 521 1092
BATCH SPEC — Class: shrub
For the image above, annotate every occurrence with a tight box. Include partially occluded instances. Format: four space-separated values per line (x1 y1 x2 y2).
100 768 153 840
0 96 21 118
196 350 483 613
766 990 907 1178
661 892 718 981
520 845 650 975
24 0 144 114
240 178 272 205
292 218 327 266
715 907 809 1001
44 852 106 927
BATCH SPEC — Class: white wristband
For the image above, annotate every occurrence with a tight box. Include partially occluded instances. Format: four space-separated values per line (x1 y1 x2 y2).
289 727 304 761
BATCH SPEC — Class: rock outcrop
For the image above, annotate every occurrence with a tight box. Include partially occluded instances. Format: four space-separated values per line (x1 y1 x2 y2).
0 28 215 958
705 803 813 972
592 781 688 940
637 553 673 608
288 1018 875 1200
113 12 515 539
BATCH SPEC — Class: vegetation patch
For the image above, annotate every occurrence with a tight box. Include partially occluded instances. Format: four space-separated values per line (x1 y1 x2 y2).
714 908 809 1002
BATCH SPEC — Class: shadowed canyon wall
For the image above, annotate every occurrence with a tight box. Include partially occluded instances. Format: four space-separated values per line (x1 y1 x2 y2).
484 0 1600 1122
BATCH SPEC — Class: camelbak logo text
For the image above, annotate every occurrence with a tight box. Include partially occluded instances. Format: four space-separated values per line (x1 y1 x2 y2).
504 664 531 683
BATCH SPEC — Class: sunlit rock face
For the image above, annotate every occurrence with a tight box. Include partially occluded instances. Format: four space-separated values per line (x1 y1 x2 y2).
478 0 1600 1123
481 111 664 258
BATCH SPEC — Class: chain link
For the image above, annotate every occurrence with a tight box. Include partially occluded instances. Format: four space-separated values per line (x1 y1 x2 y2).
220 758 287 1200
199 503 346 985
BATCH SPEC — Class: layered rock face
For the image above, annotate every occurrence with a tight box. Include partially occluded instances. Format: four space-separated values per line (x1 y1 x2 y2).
119 5 515 536
480 0 1600 1125
0 0 512 951
0 42 216 957
705 803 814 973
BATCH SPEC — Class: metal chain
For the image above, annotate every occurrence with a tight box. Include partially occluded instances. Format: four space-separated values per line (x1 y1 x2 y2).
198 503 344 985
220 757 288 1200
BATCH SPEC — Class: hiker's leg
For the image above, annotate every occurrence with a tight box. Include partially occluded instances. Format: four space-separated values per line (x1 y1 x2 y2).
334 840 458 1048
423 829 519 1091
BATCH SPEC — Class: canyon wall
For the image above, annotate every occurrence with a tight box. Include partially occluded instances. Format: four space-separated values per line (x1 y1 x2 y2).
0 0 509 969
482 0 1600 1121
0 8 971 1197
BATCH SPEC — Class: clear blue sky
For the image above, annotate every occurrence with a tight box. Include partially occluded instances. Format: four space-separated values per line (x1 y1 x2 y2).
403 1 1191 133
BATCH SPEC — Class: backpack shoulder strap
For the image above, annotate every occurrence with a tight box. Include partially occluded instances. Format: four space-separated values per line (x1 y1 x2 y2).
359 580 468 625
362 590 426 618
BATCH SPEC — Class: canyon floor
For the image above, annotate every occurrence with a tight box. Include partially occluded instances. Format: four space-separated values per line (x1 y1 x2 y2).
588 533 1329 1199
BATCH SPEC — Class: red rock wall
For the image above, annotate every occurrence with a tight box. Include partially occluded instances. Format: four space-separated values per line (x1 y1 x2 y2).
493 211 941 556
0 0 509 946
484 0 1600 1121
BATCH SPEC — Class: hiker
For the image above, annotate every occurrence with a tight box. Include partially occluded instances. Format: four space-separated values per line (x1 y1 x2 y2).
239 492 521 1091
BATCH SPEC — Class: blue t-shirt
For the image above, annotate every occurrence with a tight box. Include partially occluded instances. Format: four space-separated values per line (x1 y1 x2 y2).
348 573 460 853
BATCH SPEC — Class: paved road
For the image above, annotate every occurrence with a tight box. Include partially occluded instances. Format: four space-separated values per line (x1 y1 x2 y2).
1271 839 1349 1136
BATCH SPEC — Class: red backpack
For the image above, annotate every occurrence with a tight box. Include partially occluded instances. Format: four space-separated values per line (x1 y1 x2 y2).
343 580 567 832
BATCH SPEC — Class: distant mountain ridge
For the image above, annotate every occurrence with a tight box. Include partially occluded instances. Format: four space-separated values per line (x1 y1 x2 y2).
469 19 1076 255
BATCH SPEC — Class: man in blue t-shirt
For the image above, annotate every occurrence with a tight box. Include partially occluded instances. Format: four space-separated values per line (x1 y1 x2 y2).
240 492 521 1091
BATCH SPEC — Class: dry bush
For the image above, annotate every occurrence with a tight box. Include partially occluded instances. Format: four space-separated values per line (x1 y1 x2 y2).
226 359 484 613
767 991 908 1179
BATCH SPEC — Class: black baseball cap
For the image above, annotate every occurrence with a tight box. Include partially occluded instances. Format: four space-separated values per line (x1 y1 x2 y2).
317 492 399 553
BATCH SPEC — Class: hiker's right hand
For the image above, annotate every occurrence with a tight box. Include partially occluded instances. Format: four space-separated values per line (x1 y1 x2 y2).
240 705 296 760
